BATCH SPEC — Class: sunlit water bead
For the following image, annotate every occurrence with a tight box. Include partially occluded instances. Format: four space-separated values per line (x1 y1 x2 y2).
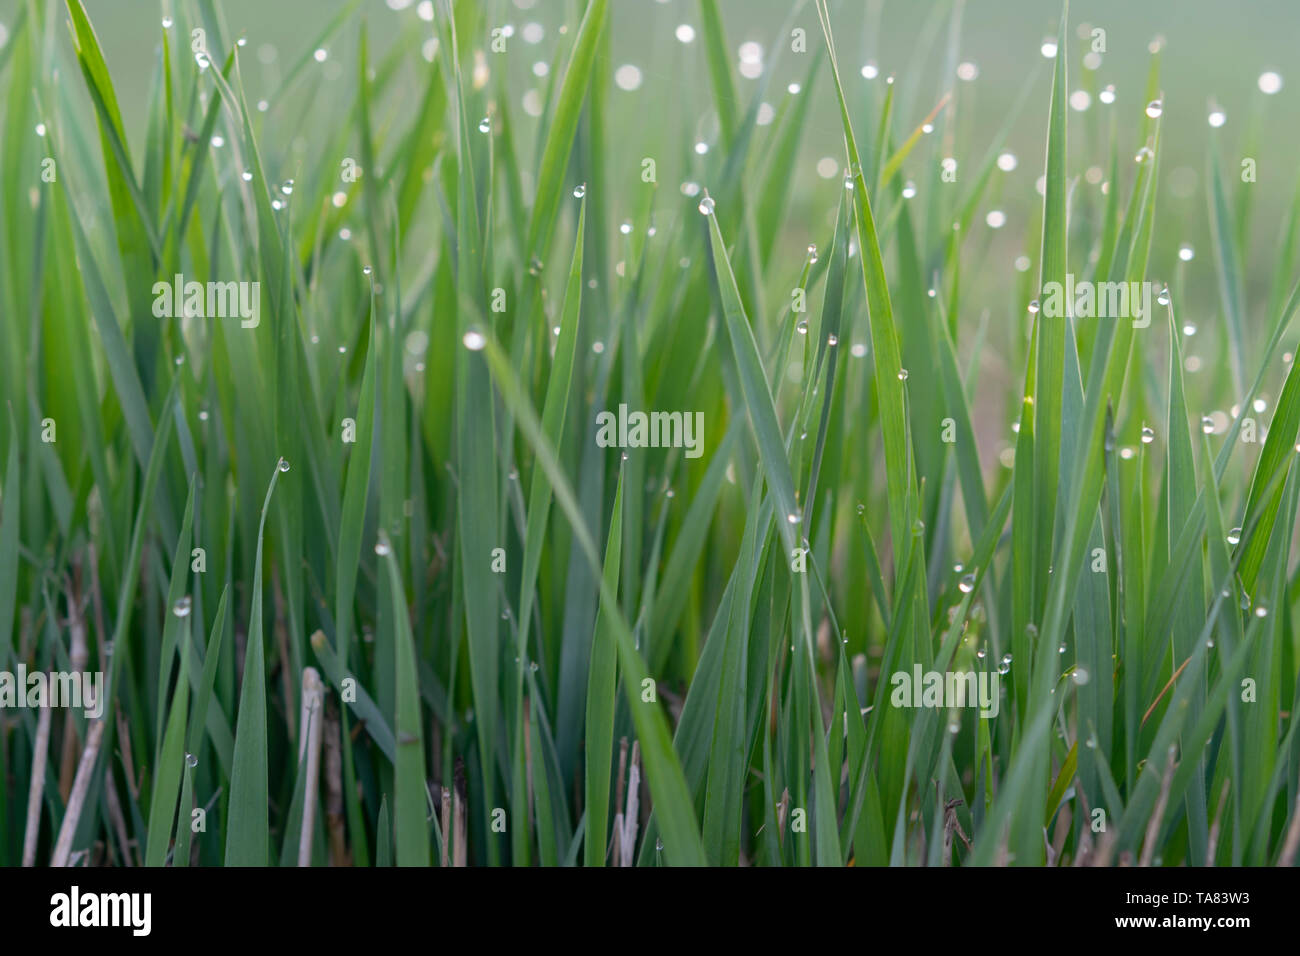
786 509 802 525
374 537 392 557
1200 415 1215 435
1207 107 1226 128
161 16 173 28
462 328 487 351
241 170 253 182
1134 145 1154 163
1027 298 1040 314
996 151 1018 172
478 116 491 133
172 595 193 618
1258 71 1283 94
185 752 198 768
1226 526 1242 546
573 182 586 198
795 319 809 335
1178 243 1195 261
897 367 909 381
901 180 917 199
277 457 291 473
697 193 715 216
1040 37 1058 58
1182 321 1197 336
1145 98 1163 118
280 179 295 196
1071 666 1090 686
1254 603 1269 619
806 243 818 264
958 572 976 594
1157 284 1170 306
1140 425 1155 444
997 653 1012 675
1099 84 1116 105
314 47 328 63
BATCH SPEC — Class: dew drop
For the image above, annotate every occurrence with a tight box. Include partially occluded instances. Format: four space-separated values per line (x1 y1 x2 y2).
1072 667 1090 685
787 511 802 525
463 329 487 351
1227 527 1241 546
173 595 193 618
1179 244 1195 261
897 368 909 381
796 319 808 335
277 457 291 473
1254 604 1268 618
698 194 715 216
362 265 373 276
1200 416 1214 435
807 243 818 263
374 538 392 556
281 179 294 195
573 182 586 198
162 16 174 28
958 573 976 594
1157 285 1170 306
1141 426 1155 444
478 116 491 133
827 333 838 346
1145 99 1163 118
1058 642 1067 654
1183 322 1197 336
1099 84 1116 104
901 180 917 199
241 170 253 182
911 518 925 536
185 752 198 768
1028 299 1040 314
997 653 1012 675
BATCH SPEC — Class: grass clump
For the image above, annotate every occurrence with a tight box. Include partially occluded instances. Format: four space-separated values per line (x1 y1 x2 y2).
2 0 1300 868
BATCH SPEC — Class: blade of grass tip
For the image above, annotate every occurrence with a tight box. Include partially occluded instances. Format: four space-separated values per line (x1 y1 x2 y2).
187 585 230 767
224 457 286 866
584 470 623 867
378 531 429 867
524 0 608 271
376 796 392 867
815 0 914 568
143 615 190 867
701 199 800 555
478 336 707 865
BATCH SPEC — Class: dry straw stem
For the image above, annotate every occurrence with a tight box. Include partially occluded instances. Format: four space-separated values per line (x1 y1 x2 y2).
51 717 107 867
22 705 52 867
298 667 326 867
